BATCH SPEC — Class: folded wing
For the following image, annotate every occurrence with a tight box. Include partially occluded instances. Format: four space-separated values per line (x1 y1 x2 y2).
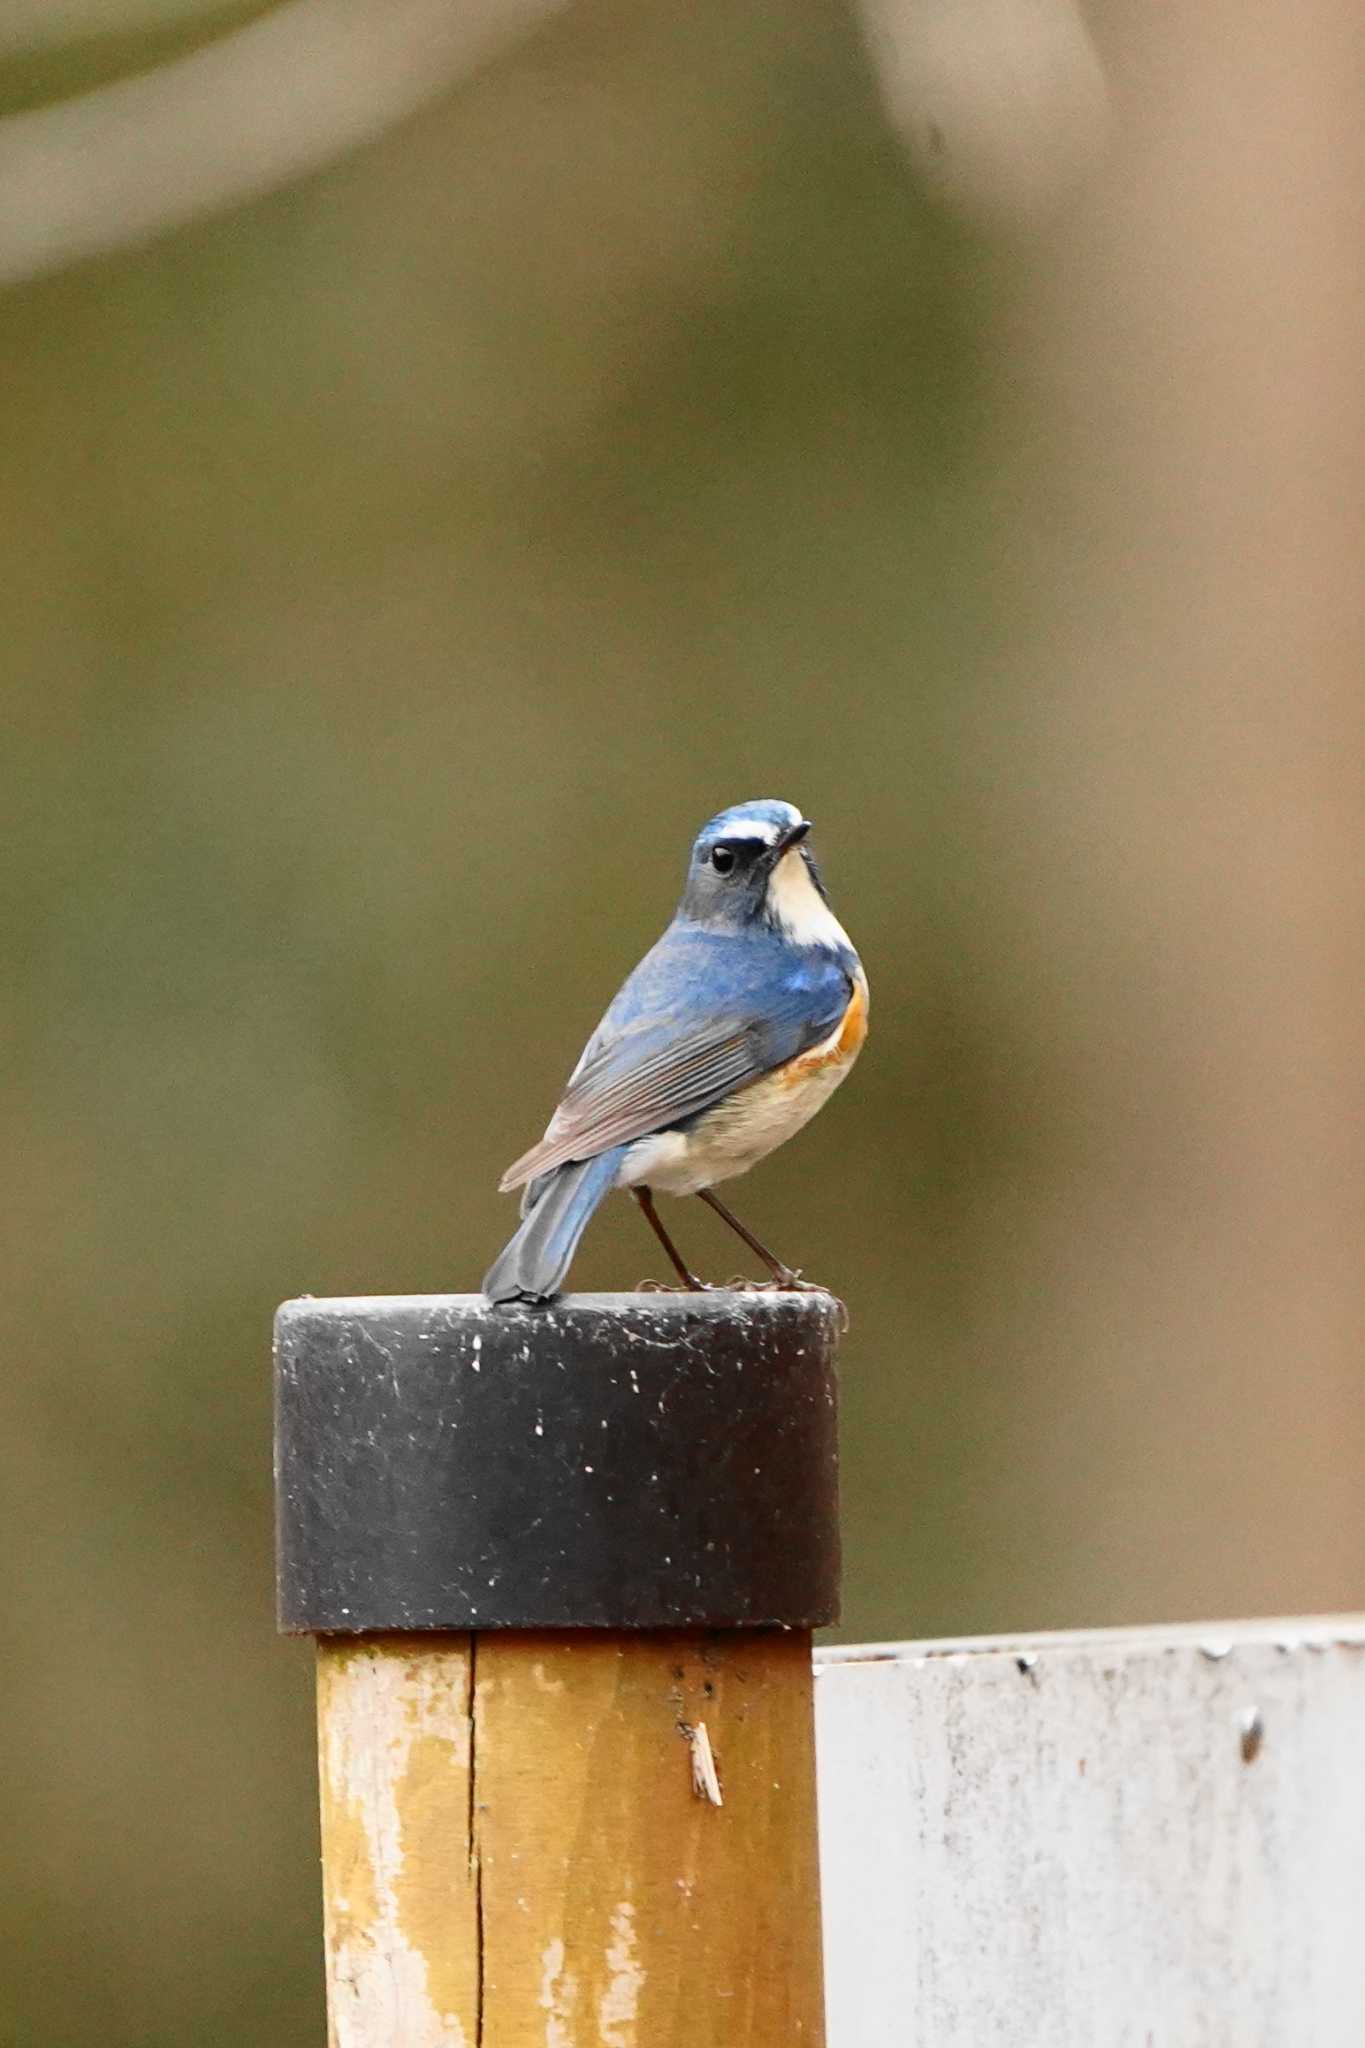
499 928 851 1192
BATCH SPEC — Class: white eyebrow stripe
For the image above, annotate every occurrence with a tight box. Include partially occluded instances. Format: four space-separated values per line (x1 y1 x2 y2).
715 823 779 844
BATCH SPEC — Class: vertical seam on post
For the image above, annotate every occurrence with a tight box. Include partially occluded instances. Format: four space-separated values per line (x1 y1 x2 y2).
469 1632 484 2046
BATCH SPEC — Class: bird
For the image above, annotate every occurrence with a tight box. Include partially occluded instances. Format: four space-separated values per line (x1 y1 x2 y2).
482 798 868 1304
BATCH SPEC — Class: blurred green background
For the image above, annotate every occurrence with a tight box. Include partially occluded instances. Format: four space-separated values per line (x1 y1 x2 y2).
3 0 1362 2040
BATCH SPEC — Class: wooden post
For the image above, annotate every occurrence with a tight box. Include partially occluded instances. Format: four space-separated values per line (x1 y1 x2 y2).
276 1292 842 2046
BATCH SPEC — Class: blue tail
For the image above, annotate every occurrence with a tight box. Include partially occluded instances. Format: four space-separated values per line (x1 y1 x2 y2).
482 1148 624 1304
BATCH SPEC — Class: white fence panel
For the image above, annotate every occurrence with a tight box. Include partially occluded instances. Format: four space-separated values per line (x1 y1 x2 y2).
815 1615 1365 2047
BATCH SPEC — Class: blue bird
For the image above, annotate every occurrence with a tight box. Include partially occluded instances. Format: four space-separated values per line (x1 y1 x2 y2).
482 798 868 1304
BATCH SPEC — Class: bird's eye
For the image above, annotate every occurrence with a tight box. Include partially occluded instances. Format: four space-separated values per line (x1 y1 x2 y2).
710 845 736 875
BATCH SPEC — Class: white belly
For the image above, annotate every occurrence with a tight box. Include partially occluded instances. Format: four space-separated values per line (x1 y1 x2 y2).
618 1017 863 1198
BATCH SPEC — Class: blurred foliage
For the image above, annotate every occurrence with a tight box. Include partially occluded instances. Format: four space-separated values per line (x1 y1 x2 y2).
2 0 1362 2041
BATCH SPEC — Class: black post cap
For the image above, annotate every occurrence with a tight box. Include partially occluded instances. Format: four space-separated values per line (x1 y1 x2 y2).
275 1291 841 1633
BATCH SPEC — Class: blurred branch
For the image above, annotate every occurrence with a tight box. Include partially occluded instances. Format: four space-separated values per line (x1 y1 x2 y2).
0 0 568 285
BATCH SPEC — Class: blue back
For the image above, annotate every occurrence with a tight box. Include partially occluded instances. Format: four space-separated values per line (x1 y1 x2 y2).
580 915 851 1082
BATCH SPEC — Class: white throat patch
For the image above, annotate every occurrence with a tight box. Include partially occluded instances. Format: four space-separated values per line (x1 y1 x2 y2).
766 848 852 950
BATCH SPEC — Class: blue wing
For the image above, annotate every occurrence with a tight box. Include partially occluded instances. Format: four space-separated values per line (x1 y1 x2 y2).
499 921 853 1191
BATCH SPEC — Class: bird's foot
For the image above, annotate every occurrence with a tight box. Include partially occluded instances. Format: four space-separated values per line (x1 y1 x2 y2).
638 1275 714 1294
724 1269 827 1294
725 1274 849 1329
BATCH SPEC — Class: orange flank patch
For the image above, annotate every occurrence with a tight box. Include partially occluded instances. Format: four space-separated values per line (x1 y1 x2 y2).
781 975 868 1086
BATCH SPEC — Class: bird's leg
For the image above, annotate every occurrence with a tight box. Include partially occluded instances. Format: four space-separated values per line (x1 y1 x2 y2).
696 1187 820 1290
634 1187 709 1291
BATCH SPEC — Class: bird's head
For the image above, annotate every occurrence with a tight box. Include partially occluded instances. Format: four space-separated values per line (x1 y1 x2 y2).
680 798 832 935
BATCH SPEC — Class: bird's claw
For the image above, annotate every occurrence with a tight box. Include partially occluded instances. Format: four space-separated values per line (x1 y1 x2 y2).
638 1276 714 1293
724 1270 827 1294
727 1275 849 1329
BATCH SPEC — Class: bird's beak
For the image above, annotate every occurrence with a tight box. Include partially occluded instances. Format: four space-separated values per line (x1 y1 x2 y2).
773 819 812 858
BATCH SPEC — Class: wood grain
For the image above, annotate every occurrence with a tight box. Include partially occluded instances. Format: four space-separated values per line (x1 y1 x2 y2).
477 1630 825 2046
315 1629 825 2046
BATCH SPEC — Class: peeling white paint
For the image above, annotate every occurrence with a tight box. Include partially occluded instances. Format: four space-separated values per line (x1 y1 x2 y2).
322 1650 473 2048
538 1936 580 2048
597 1901 644 2046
